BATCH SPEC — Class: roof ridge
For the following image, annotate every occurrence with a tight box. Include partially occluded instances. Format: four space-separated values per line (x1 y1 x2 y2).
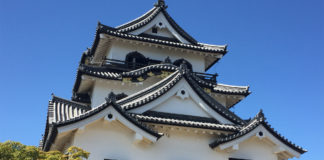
118 70 181 108
117 7 162 32
183 73 246 125
160 9 197 44
121 63 177 77
116 7 158 29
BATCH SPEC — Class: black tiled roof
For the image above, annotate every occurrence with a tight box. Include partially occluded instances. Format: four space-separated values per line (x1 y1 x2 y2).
73 63 249 97
55 92 161 138
116 7 161 33
119 70 181 110
121 63 177 77
97 24 226 55
130 111 241 132
184 72 246 125
42 93 162 151
143 111 220 124
209 110 307 154
41 95 91 151
116 0 197 44
79 64 121 80
48 95 91 124
118 63 246 125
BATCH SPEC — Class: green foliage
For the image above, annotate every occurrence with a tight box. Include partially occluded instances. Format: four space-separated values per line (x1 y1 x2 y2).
0 141 90 160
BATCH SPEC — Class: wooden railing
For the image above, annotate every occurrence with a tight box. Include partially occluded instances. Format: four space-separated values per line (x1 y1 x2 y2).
102 59 217 83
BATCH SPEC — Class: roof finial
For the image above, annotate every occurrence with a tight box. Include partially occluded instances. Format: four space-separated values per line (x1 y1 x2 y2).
255 109 265 121
105 92 117 103
179 60 189 75
154 0 168 9
164 56 172 63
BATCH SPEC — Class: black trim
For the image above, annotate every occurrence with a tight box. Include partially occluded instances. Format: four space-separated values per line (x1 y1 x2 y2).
184 72 246 125
143 111 220 124
133 114 239 132
116 7 160 30
99 23 226 54
209 110 307 154
161 9 197 44
43 124 58 151
138 33 180 43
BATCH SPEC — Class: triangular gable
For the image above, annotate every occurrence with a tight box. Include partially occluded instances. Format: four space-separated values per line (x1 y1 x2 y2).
43 93 161 151
131 79 230 123
128 12 191 44
116 0 197 44
118 65 246 125
209 111 306 159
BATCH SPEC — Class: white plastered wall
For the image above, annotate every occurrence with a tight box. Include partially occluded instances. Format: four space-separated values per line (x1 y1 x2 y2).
143 28 175 38
69 118 281 160
107 41 205 72
71 119 229 160
90 77 161 108
229 137 279 160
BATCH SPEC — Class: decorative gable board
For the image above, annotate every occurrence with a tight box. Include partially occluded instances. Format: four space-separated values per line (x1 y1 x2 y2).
151 96 212 118
128 79 234 124
143 27 176 39
129 12 191 44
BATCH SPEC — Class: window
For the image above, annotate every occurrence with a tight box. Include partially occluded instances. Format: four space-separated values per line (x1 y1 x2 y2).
125 51 148 69
173 59 193 71
152 27 158 33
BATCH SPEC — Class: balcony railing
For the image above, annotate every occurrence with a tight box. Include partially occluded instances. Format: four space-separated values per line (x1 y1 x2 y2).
103 58 160 71
102 59 217 83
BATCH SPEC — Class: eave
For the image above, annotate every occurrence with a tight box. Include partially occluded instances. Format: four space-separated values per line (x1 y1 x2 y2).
42 93 162 151
209 110 307 156
72 63 250 101
131 111 241 132
99 24 226 55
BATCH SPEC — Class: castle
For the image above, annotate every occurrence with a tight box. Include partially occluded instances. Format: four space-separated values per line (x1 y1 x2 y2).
41 1 306 159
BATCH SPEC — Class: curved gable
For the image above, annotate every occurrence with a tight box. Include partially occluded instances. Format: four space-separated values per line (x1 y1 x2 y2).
209 111 306 159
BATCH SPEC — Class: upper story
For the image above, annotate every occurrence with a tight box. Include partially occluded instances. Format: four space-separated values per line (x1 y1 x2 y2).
86 0 227 73
71 0 250 109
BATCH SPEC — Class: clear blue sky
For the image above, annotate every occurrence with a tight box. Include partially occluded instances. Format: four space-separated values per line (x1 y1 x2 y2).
0 0 323 159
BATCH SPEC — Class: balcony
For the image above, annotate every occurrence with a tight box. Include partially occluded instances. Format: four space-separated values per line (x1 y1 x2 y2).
102 58 217 83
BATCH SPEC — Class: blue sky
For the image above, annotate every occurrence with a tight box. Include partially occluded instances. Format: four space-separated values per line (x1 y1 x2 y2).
0 0 323 159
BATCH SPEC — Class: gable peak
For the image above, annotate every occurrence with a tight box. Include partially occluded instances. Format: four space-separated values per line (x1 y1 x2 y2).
154 0 168 9
105 92 117 104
